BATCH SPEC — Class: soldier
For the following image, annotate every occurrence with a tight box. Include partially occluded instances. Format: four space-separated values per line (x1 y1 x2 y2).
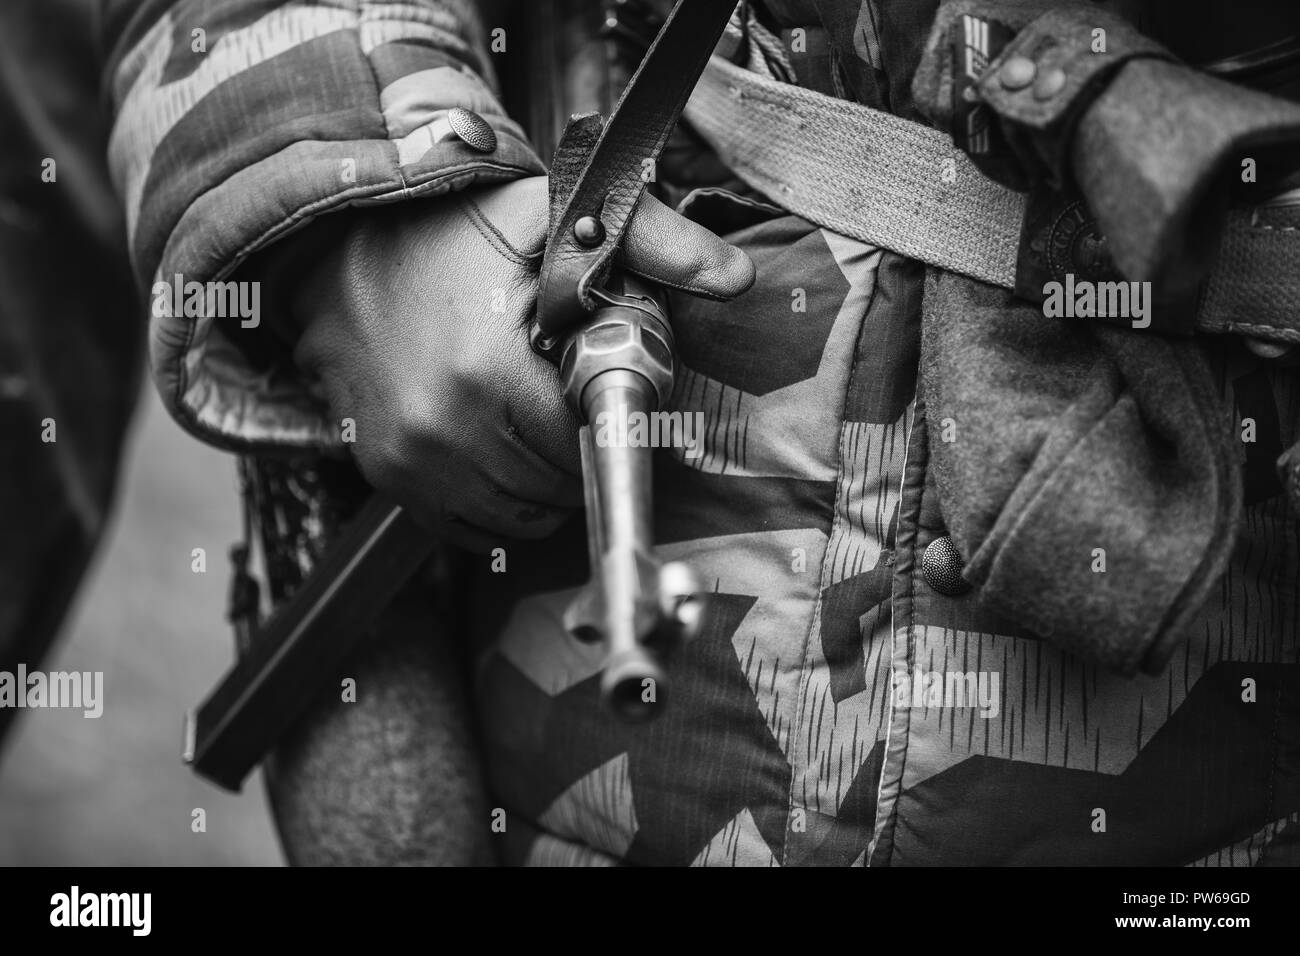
99 0 1300 865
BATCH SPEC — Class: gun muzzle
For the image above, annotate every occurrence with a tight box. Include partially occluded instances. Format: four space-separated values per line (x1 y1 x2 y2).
556 274 703 720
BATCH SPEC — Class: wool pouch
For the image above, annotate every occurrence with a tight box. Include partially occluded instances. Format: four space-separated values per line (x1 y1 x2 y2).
920 268 1242 675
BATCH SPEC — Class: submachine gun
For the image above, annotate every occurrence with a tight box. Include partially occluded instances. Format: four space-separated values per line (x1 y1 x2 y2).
183 0 738 790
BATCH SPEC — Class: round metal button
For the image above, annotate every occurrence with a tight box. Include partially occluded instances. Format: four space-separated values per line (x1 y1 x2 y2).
922 535 971 597
1033 67 1068 100
573 215 606 247
999 56 1037 90
444 107 497 152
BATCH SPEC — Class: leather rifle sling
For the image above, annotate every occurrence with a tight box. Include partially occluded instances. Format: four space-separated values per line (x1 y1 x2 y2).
186 0 741 790
535 0 740 341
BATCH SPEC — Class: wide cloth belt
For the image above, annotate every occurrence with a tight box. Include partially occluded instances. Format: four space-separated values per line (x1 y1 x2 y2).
685 54 1300 344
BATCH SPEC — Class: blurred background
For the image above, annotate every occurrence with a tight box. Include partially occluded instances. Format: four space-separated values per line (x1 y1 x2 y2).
0 0 279 865
0 386 282 865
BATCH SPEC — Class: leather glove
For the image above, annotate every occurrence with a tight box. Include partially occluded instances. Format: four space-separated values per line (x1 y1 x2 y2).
287 176 754 552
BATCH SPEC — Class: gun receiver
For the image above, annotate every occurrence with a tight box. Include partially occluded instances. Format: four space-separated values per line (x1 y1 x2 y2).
555 272 703 720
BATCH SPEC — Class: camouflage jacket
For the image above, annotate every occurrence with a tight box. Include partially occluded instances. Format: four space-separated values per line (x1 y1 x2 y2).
101 0 1300 865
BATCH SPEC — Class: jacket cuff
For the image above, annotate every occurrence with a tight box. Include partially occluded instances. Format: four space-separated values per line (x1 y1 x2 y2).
913 2 1174 191
1072 59 1300 301
973 6 1174 190
108 3 546 453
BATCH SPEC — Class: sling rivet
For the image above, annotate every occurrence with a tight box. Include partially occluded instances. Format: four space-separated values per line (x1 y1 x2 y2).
574 216 606 247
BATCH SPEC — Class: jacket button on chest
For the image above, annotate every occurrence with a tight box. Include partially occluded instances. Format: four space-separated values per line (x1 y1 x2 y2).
922 535 971 596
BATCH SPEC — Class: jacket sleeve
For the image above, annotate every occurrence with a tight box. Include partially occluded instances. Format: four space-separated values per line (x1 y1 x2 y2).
99 0 544 451
912 1 1300 312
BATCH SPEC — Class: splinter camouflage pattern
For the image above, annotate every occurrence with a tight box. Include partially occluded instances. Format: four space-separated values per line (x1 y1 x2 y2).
473 0 1300 866
100 0 1300 865
475 195 1300 867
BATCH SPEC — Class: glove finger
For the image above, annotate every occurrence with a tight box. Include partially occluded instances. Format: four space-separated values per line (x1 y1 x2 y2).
401 430 579 534
396 460 577 546
438 520 505 555
618 191 756 301
498 338 584 477
471 419 585 513
442 494 575 549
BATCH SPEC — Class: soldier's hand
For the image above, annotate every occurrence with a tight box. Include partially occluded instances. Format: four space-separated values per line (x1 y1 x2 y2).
288 176 754 551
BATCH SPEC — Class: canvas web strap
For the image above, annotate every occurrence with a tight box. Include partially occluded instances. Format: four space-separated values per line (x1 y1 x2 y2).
685 53 1300 342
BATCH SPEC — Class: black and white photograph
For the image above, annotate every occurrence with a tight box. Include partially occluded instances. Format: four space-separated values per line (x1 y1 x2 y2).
0 0 1296 933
